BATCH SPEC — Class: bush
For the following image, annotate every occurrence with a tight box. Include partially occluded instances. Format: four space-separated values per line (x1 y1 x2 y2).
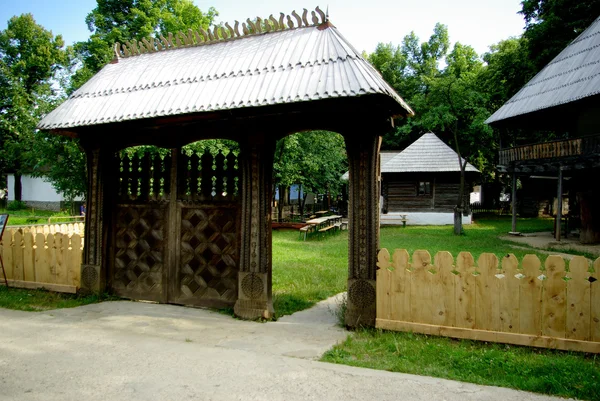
7 200 27 211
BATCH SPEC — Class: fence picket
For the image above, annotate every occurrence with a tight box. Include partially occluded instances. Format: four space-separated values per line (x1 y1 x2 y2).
476 253 500 331
12 231 24 281
47 234 57 284
542 255 567 338
55 234 66 285
592 258 600 342
500 254 520 333
376 249 392 321
432 251 455 327
34 233 48 284
411 250 433 324
391 249 410 322
566 256 591 341
520 255 542 335
455 252 476 329
1 230 14 279
70 234 82 287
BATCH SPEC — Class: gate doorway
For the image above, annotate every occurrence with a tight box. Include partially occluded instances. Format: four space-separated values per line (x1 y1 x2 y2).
109 144 241 309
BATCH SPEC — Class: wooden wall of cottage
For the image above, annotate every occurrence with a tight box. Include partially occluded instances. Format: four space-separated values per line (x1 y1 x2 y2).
382 172 475 214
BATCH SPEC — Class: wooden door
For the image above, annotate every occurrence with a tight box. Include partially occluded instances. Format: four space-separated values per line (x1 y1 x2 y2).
109 147 241 307
110 151 172 302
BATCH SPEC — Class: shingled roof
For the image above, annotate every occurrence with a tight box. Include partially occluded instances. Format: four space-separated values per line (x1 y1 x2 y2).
382 133 479 173
38 7 413 131
342 132 479 179
486 16 600 125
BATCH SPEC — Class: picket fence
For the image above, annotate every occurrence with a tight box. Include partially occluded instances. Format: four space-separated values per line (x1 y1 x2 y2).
0 225 84 293
376 249 600 353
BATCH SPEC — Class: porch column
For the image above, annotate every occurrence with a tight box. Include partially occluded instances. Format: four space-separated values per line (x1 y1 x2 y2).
344 132 382 327
555 167 563 241
234 134 276 320
80 148 110 293
510 172 518 234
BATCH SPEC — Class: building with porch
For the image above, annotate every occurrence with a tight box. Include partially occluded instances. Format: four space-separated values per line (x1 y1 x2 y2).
486 16 600 243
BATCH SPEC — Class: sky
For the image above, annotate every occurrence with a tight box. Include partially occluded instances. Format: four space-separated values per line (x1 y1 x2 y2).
0 0 526 56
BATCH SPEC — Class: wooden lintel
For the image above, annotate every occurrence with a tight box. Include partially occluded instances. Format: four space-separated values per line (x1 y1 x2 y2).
376 319 600 354
1 280 77 294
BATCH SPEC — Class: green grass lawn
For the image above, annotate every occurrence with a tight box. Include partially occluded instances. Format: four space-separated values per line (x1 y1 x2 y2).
321 328 600 400
0 286 116 311
0 208 71 226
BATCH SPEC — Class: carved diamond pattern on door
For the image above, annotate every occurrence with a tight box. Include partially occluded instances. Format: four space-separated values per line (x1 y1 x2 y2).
179 207 238 303
113 205 166 301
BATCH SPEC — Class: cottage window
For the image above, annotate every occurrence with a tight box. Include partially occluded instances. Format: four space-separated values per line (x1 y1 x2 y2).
418 181 431 196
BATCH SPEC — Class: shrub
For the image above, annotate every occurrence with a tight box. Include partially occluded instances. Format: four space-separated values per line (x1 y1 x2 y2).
7 200 27 211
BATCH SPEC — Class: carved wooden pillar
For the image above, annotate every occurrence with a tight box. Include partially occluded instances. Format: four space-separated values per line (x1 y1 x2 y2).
234 134 276 319
344 132 382 327
80 147 110 293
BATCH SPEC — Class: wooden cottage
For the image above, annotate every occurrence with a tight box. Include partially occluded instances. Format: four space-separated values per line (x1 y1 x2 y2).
487 16 600 243
379 133 480 225
37 7 414 326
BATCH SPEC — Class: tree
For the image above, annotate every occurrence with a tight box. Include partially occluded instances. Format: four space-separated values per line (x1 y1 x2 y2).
521 0 600 73
70 0 218 91
369 25 496 234
0 14 69 200
273 131 347 218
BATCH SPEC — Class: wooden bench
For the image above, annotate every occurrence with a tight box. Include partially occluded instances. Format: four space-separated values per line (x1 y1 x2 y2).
299 225 314 241
318 225 335 238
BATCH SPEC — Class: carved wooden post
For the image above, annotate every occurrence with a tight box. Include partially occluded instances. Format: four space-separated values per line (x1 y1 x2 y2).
234 134 276 320
80 148 110 293
344 131 382 327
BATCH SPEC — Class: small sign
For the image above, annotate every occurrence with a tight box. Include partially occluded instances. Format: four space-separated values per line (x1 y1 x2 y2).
0 214 8 239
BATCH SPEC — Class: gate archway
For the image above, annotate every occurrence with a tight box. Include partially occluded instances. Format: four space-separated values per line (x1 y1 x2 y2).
38 7 414 327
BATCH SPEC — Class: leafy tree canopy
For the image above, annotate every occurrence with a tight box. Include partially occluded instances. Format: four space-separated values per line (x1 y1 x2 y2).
273 131 347 199
70 0 217 91
0 14 70 198
521 0 600 72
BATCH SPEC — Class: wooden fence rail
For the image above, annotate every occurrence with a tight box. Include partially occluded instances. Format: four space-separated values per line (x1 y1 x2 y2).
0 229 84 293
376 249 600 353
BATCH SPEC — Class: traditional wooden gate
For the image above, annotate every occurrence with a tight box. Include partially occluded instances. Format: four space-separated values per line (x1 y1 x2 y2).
110 146 241 308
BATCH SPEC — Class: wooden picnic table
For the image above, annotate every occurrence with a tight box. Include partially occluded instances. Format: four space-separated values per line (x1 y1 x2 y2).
300 215 343 240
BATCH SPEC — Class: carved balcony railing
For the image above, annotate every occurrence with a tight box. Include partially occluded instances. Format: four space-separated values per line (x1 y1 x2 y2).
498 134 600 166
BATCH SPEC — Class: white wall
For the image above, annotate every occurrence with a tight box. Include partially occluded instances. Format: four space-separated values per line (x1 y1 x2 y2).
381 212 472 226
6 174 82 202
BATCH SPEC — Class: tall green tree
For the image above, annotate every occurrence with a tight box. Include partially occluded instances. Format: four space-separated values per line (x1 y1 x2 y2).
71 0 218 91
0 13 69 200
273 131 347 218
520 0 600 73
369 25 495 234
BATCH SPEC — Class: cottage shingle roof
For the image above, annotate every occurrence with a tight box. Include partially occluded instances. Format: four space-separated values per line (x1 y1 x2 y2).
382 133 479 173
38 8 413 131
486 16 600 125
341 133 479 179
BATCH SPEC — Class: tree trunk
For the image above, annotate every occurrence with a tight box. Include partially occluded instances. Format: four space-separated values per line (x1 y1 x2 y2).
454 159 467 235
13 172 22 202
277 185 284 222
297 184 303 216
454 208 463 235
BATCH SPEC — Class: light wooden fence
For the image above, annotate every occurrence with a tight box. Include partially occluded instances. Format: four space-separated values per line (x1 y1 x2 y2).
9 222 85 237
0 227 84 293
376 249 600 353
